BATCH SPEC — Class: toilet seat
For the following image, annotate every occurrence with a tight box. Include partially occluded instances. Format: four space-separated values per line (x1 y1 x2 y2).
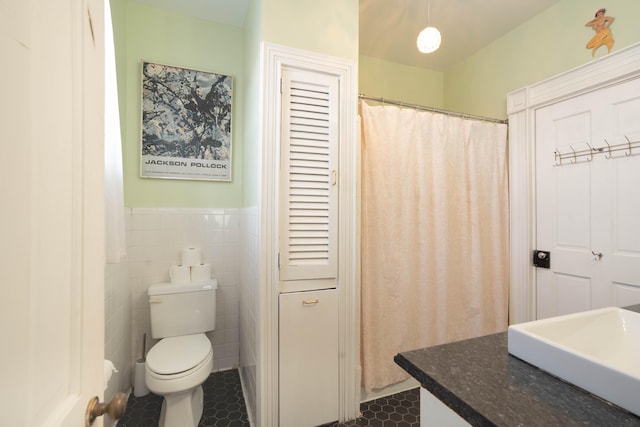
147 333 212 376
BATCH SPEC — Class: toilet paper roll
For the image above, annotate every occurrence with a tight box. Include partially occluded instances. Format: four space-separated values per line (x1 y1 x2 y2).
133 359 149 397
181 247 202 267
103 359 118 391
191 263 212 282
170 265 191 284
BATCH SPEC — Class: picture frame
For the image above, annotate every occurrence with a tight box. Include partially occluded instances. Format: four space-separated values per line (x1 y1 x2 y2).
140 61 233 181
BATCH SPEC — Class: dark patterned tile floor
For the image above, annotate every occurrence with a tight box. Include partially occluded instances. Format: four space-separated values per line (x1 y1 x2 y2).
118 368 419 427
329 388 420 427
118 369 249 427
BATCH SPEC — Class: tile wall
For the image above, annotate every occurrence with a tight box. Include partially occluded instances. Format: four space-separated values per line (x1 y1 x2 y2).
104 257 132 427
239 206 259 425
127 207 242 372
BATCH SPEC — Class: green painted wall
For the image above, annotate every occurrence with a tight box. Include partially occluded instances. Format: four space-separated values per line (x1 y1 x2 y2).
113 0 358 208
241 0 358 206
359 55 443 108
242 0 262 207
114 0 636 206
115 2 244 208
262 0 358 61
112 0 638 208
445 0 640 119
357 0 640 121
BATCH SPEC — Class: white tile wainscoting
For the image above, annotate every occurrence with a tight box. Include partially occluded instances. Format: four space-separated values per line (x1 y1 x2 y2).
104 259 132 427
127 207 243 372
238 206 259 425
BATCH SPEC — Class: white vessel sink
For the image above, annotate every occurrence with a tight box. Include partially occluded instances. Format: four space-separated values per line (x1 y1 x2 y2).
508 307 640 416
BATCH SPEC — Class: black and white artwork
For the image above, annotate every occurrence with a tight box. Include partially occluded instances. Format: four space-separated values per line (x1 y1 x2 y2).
140 61 233 181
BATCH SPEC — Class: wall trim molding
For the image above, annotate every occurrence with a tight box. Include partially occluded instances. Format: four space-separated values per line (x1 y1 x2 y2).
507 42 640 324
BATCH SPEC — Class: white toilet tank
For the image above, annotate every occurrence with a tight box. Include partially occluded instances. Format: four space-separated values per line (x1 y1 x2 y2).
148 279 218 339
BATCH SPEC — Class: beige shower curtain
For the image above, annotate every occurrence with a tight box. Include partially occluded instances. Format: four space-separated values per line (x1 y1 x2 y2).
360 101 509 392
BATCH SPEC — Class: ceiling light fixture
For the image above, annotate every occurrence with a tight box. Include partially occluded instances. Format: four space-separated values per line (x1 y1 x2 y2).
416 0 441 54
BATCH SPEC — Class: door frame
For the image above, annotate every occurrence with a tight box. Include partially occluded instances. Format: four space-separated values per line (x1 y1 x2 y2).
507 41 640 324
260 42 359 426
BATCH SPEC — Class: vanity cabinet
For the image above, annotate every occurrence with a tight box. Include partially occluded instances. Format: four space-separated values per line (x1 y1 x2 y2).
420 388 470 427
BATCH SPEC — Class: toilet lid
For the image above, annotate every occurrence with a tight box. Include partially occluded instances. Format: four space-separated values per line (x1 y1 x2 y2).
146 333 212 375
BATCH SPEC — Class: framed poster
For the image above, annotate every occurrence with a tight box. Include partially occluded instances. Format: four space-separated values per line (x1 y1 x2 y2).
140 61 233 181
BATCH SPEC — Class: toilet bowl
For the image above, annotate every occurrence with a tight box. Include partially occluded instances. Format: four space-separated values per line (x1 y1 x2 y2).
145 333 214 427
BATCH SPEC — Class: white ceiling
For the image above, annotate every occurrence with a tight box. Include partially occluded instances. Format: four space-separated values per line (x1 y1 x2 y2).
130 0 560 71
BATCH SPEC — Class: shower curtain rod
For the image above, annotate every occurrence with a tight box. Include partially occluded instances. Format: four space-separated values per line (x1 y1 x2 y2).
358 94 508 125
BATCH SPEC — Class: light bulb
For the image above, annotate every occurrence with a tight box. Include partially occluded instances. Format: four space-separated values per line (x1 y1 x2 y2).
417 26 441 54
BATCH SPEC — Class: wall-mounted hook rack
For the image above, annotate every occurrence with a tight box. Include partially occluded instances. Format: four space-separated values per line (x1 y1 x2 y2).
553 136 639 166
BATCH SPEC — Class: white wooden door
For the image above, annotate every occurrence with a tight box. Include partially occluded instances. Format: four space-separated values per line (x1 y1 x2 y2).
0 0 105 425
279 289 339 427
278 67 339 293
536 78 640 319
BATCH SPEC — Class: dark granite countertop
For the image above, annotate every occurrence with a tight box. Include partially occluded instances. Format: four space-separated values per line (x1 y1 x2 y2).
395 304 640 427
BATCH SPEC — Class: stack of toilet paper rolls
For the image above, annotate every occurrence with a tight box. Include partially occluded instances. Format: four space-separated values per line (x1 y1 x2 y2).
169 247 212 284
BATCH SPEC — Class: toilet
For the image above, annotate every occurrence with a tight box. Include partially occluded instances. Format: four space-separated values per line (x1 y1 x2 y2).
145 279 218 427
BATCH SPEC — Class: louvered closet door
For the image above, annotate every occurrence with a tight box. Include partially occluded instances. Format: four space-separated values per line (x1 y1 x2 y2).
279 68 339 293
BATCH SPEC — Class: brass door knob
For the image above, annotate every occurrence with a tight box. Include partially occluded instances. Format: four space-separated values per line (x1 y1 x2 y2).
85 392 127 426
